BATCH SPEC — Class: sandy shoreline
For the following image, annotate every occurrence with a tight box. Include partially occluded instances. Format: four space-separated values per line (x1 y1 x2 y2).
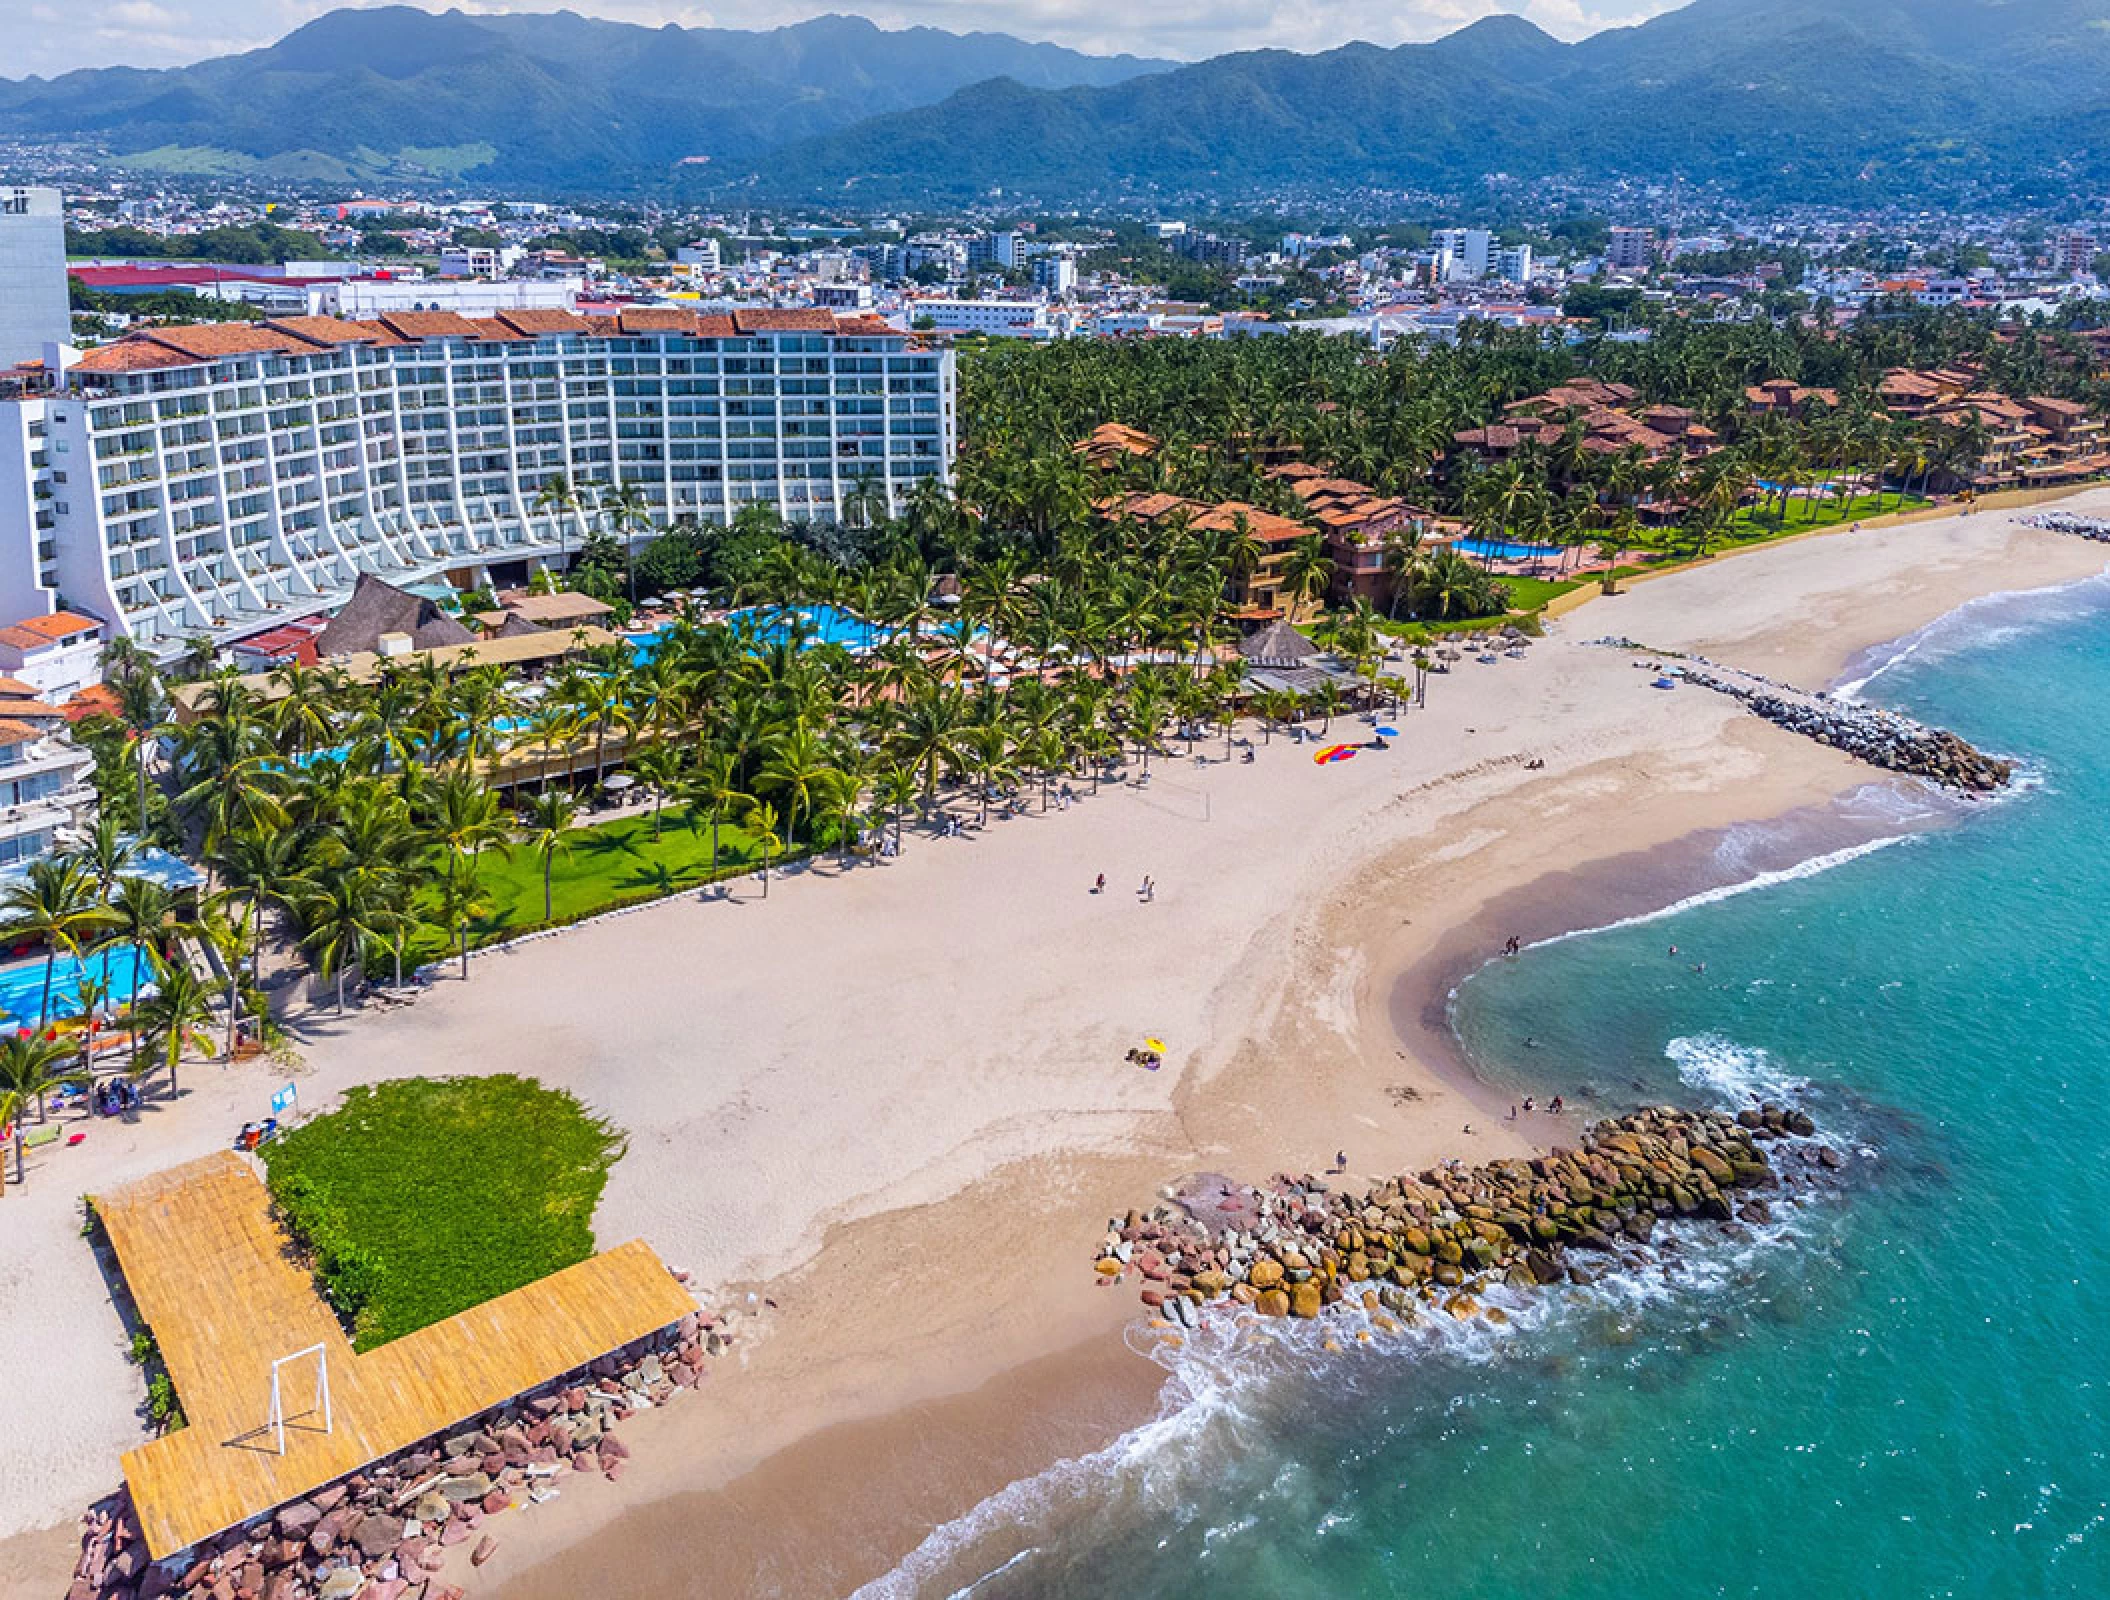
2 495 2105 1600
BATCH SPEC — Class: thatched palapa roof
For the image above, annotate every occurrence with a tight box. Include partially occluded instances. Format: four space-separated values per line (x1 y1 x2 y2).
316 574 475 659
1239 620 1319 669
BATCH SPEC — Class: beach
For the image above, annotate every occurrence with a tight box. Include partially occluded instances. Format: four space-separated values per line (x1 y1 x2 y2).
2 494 2105 1600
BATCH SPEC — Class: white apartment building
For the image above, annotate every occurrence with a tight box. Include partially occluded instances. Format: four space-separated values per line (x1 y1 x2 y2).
1032 255 1077 297
1433 228 1492 282
910 298 1049 337
0 306 955 656
0 715 94 868
0 188 69 368
1493 244 1534 285
323 277 583 319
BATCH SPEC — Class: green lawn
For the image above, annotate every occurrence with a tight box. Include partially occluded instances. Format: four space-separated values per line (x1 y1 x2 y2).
470 801 773 936
1718 491 1929 547
1496 574 1587 611
263 1076 625 1351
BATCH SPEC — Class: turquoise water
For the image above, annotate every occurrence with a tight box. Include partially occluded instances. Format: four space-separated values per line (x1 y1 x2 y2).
0 944 151 1025
1459 535 1564 562
631 604 885 662
878 574 2110 1598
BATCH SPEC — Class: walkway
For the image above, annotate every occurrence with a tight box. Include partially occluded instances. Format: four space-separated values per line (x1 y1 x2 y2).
98 1152 692 1558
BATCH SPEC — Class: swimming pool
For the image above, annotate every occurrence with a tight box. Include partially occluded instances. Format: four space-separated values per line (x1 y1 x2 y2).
632 604 889 660
1456 536 1564 562
0 944 153 1026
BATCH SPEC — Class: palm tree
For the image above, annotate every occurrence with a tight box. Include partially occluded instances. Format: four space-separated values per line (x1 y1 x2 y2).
681 751 747 880
756 724 841 848
78 817 139 903
628 743 683 842
872 761 919 854
0 1033 85 1192
293 869 398 1021
745 800 783 898
534 471 587 568
1 856 112 1031
131 952 215 1099
519 790 579 926
602 480 652 603
1278 535 1335 623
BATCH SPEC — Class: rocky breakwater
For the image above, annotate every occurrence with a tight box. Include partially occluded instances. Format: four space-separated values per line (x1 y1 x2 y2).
1682 666 2013 793
64 1307 740 1600
1095 1106 1828 1327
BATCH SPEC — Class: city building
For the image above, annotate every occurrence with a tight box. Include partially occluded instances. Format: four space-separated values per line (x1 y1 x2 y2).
676 239 723 271
0 609 105 700
909 298 1049 337
2056 230 2097 276
1433 228 1492 282
1032 255 1077 297
1607 227 1655 272
0 187 69 368
812 282 876 310
0 711 94 868
0 307 955 656
967 232 1021 272
1493 244 1534 285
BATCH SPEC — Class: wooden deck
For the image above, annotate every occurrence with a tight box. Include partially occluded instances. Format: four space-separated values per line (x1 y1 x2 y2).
100 1152 693 1559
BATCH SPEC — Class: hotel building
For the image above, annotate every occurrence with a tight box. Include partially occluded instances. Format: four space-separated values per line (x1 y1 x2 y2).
0 306 955 655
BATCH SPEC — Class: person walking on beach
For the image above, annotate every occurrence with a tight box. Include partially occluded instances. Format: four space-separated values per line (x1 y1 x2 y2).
1505 935 1521 956
1139 875 1156 902
1093 873 1105 895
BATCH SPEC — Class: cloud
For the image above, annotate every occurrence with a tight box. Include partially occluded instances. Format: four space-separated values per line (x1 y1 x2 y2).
10 0 1688 77
105 0 186 25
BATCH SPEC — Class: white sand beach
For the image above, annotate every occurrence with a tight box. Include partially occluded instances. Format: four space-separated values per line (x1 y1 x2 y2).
1 493 2104 1600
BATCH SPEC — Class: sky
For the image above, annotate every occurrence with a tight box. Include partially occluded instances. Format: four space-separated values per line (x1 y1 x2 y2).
4 0 1687 79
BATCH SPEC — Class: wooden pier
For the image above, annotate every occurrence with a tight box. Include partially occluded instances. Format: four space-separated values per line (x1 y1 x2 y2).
99 1152 693 1559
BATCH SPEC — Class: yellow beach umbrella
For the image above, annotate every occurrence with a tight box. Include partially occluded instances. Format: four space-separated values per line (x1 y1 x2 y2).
1145 1037 1167 1053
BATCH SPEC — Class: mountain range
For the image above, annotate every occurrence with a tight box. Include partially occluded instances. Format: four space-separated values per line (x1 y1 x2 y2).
760 0 2110 204
6 0 2110 202
0 7 1171 188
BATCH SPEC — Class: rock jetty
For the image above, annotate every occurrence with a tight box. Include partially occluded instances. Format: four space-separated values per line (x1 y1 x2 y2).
1681 667 2013 792
65 1307 737 1600
1095 1106 1819 1325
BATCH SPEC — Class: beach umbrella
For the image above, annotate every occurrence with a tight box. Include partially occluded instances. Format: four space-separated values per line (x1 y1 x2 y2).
1375 725 1400 737
1145 1037 1167 1053
604 773 637 792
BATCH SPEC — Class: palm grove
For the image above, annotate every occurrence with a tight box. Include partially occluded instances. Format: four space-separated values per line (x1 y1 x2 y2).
11 302 2093 1158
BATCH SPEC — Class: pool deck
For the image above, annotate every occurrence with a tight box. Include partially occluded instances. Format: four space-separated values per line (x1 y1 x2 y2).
99 1152 693 1559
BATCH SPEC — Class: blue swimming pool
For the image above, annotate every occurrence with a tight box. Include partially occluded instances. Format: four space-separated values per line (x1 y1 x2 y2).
1456 536 1564 562
0 944 153 1025
632 604 889 660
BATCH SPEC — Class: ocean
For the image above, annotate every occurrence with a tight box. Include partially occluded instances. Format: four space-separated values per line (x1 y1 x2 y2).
864 573 2110 1599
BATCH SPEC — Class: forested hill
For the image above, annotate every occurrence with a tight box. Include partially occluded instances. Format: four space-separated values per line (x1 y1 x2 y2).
758 0 2110 205
0 7 1172 188
11 0 2110 199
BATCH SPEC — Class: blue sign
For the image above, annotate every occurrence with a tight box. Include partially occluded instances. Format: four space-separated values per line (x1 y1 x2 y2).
270 1083 297 1116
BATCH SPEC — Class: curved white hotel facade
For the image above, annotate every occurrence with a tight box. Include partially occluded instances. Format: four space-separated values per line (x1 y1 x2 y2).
0 306 955 654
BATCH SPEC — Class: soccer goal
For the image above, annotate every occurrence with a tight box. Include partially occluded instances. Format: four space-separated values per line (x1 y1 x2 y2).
266 1343 333 1455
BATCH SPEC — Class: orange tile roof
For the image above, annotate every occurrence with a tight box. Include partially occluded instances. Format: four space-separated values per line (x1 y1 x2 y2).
347 319 412 348
495 308 592 336
64 684 122 723
616 307 700 335
732 308 838 334
70 341 196 374
377 310 485 341
0 718 37 745
11 610 100 641
463 317 528 342
264 316 378 347
141 325 309 360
